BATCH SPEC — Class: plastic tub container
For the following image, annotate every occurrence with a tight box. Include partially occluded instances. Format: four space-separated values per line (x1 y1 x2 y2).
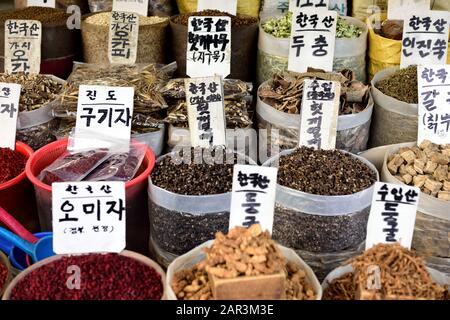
133 124 166 157
0 141 39 233
0 250 12 297
2 250 167 300
263 149 379 253
25 138 156 255
10 232 52 271
166 240 323 300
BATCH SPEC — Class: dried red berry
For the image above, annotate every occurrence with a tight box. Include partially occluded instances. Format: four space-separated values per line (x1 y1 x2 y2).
0 147 27 184
0 261 7 291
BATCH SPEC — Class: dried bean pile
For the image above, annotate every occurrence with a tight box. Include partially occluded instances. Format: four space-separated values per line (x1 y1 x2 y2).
10 254 163 300
0 148 27 184
375 65 418 104
277 147 376 196
387 140 450 201
0 261 7 291
172 10 258 26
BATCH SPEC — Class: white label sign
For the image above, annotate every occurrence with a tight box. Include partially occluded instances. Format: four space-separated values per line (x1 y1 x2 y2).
73 85 134 151
108 11 139 65
112 0 149 16
288 10 337 73
388 0 430 21
229 165 278 234
329 0 347 15
0 83 21 149
27 0 56 7
185 76 226 148
186 16 231 78
198 0 238 15
52 181 126 254
366 182 420 250
4 20 41 75
289 0 329 10
298 79 340 150
417 65 450 145
400 11 450 68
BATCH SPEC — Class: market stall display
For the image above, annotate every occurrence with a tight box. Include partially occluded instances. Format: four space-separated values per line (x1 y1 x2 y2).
257 14 367 84
322 243 449 300
257 70 373 157
167 224 322 300
2 251 166 300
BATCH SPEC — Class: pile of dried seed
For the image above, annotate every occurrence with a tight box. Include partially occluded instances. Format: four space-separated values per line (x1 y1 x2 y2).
172 10 258 27
375 65 418 104
387 140 450 201
172 225 316 300
0 7 70 25
0 260 7 292
84 11 167 26
10 254 163 300
0 147 27 184
259 70 369 115
151 147 236 195
277 147 377 196
0 73 63 112
350 243 447 300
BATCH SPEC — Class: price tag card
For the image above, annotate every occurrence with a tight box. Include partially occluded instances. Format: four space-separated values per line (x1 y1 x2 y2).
288 10 337 73
73 85 134 151
52 181 126 254
229 165 278 234
185 76 226 148
197 0 237 15
417 65 450 145
388 0 430 21
298 79 340 150
4 20 41 75
366 182 420 250
186 16 231 78
400 11 450 68
0 83 21 149
108 11 139 65
113 0 149 16
289 0 329 11
27 0 56 7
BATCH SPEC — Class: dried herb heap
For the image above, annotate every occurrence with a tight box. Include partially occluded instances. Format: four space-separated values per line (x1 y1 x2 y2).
0 148 27 184
262 13 362 39
375 65 418 104
172 10 258 26
172 224 316 300
387 140 450 201
0 73 63 112
323 272 355 300
277 147 377 196
259 70 369 115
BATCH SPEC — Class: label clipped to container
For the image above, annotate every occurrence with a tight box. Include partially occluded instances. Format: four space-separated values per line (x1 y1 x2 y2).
387 0 430 21
112 0 149 16
229 165 278 234
197 0 237 15
186 16 231 78
73 85 134 151
52 181 126 254
4 19 41 75
289 0 329 11
108 11 139 65
185 76 226 148
417 65 450 145
0 83 21 149
298 79 340 150
288 9 337 73
366 182 420 250
27 0 56 7
400 11 450 69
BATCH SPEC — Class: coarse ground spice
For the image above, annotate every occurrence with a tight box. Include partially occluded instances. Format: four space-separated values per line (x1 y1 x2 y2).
0 148 27 184
0 261 7 291
10 254 163 300
375 65 418 104
0 7 70 25
172 10 258 27
277 147 377 196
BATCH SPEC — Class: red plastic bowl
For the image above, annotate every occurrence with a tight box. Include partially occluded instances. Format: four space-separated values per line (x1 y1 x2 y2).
26 138 156 254
0 142 39 233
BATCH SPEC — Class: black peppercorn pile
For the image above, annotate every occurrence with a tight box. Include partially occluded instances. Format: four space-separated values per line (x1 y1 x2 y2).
277 147 376 196
151 148 237 196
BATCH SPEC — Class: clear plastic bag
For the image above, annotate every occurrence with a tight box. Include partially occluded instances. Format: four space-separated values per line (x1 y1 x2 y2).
16 118 60 151
263 149 379 253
